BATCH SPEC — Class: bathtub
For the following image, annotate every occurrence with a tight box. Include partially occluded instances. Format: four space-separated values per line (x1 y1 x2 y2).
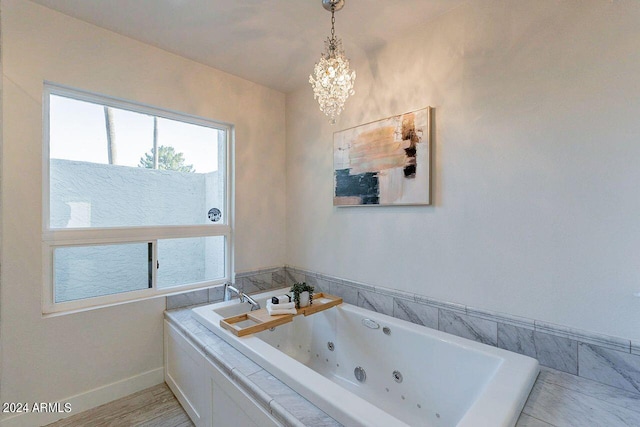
192 288 539 427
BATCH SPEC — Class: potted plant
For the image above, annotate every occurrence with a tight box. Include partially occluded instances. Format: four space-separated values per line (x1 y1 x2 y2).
290 282 315 308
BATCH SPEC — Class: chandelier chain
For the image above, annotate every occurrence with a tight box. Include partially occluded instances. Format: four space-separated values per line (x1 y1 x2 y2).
331 7 335 39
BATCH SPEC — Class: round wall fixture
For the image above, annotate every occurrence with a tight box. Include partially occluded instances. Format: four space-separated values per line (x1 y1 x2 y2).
354 366 366 382
208 208 222 222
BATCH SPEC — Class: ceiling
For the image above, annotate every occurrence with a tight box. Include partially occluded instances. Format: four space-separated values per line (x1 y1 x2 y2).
31 0 465 93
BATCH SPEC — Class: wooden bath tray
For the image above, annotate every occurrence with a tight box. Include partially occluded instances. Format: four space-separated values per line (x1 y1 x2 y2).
220 293 343 337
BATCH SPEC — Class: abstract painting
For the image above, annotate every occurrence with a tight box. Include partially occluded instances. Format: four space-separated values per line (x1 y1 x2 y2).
334 107 431 206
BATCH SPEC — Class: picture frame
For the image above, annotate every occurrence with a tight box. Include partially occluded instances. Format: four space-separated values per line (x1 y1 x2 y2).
333 107 431 206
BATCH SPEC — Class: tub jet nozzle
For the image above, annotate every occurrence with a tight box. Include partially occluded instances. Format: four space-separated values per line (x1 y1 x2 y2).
354 366 367 382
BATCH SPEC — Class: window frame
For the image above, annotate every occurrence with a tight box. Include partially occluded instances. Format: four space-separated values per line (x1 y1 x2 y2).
42 83 234 315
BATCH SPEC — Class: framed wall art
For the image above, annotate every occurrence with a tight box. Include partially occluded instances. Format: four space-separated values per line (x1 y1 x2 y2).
333 107 431 206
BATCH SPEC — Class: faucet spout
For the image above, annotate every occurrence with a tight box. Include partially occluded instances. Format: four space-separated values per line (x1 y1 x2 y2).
242 293 261 311
223 283 241 302
222 283 261 311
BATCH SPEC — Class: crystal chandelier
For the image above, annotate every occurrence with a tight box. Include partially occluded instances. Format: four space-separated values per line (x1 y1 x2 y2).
309 0 356 125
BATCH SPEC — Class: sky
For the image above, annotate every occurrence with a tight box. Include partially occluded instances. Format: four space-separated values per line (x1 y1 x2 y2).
49 94 220 173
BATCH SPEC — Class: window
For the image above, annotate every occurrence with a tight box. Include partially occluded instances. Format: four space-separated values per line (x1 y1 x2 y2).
43 84 232 313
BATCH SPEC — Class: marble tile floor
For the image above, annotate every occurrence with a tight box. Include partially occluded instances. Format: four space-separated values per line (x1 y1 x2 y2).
516 367 640 427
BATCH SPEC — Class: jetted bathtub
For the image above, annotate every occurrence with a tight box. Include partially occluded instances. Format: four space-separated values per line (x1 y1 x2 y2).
192 287 539 427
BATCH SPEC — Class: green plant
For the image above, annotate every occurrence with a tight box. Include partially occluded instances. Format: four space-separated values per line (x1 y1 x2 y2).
290 282 315 308
139 145 195 172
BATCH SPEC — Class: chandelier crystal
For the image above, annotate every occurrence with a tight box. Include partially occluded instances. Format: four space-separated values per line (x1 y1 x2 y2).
309 0 355 125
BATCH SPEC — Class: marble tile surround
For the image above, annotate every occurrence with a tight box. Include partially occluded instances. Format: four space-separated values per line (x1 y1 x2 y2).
165 308 640 427
578 343 640 394
167 265 640 394
498 323 578 375
286 266 640 394
439 310 498 346
168 305 640 427
166 266 285 310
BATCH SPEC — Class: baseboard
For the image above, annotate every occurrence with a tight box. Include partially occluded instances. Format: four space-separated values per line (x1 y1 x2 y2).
0 367 164 427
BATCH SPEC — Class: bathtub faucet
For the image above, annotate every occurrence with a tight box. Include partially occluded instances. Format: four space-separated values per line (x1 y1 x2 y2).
223 283 261 311
242 293 261 311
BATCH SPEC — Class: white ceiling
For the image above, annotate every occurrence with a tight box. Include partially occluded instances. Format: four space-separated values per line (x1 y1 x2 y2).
31 0 465 93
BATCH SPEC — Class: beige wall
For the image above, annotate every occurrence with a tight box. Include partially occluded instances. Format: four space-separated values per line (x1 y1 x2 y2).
0 0 286 422
4 0 640 421
286 0 640 341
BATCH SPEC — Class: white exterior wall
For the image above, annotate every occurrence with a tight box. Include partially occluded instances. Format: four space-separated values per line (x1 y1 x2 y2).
51 159 213 228
286 0 640 342
50 159 224 301
0 0 286 424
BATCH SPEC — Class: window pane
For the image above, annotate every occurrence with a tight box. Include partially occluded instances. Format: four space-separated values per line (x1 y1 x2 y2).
157 236 225 289
54 243 151 303
49 94 226 228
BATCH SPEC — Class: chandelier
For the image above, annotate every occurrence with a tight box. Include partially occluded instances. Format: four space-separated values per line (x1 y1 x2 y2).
309 0 356 125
